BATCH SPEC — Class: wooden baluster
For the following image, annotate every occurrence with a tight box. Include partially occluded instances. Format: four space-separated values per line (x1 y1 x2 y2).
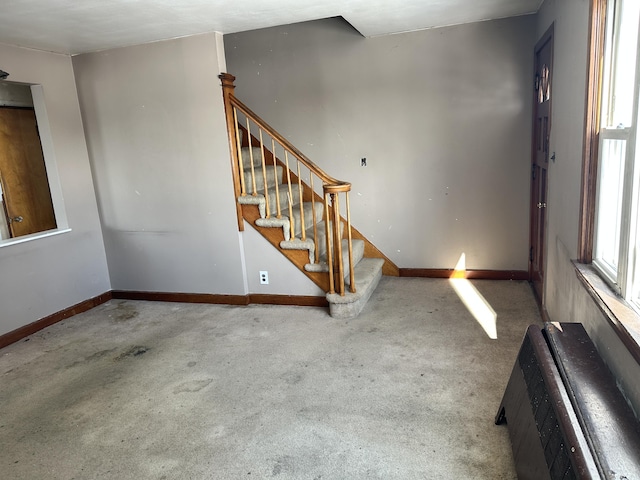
285 151 295 240
246 119 258 196
287 192 295 240
259 130 270 218
297 161 306 241
346 192 355 293
272 139 282 218
233 108 246 196
332 193 345 295
310 175 319 263
324 192 335 294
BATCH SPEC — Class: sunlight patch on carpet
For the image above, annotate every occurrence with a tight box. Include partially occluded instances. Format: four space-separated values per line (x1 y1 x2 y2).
449 253 498 339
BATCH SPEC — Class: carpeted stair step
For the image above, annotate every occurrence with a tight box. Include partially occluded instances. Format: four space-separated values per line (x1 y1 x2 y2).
279 220 337 263
326 258 385 319
290 200 324 237
239 146 265 168
257 200 322 242
305 239 365 280
239 183 301 219
312 220 344 260
242 164 282 194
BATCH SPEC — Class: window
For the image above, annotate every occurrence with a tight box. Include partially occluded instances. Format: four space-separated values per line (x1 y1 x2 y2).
592 0 640 306
0 80 68 245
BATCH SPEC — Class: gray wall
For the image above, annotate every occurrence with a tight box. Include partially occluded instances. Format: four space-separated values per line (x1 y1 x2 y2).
225 16 536 271
73 33 250 295
0 43 110 336
535 0 640 414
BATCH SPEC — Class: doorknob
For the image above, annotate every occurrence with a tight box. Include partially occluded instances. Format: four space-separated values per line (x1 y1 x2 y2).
9 216 23 223
537 203 547 209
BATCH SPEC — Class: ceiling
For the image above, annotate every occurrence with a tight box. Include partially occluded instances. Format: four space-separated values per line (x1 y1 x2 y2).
0 0 543 56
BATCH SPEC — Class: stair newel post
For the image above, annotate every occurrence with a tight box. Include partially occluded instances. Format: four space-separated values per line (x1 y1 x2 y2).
323 189 336 294
332 192 346 296
345 190 356 294
219 73 244 231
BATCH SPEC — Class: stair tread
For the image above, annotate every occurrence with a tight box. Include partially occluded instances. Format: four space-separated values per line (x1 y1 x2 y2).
327 258 384 304
305 239 365 276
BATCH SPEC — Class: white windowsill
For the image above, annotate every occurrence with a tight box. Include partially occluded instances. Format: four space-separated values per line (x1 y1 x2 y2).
574 261 640 365
0 228 72 248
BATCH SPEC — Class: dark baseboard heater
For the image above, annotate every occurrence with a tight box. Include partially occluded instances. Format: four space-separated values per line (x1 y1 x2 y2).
496 323 640 480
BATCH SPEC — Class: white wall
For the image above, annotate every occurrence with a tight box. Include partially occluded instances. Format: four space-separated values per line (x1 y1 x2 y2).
224 16 535 271
0 43 111 336
73 33 248 295
535 0 640 413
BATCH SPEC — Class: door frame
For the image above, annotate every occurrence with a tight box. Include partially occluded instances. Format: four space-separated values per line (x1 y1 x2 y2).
529 24 555 304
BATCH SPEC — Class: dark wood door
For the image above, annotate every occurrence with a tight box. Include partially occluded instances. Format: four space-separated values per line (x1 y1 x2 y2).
0 107 56 238
530 28 554 303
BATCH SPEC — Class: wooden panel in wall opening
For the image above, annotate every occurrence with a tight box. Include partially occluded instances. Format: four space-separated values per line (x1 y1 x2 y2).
0 107 56 238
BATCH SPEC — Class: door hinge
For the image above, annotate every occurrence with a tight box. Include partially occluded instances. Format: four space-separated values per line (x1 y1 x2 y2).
532 164 536 180
530 246 534 262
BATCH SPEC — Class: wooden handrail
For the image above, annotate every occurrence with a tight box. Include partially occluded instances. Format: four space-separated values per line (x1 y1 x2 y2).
228 98 350 191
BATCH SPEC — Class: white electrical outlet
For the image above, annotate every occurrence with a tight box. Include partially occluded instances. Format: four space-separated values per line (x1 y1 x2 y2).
259 271 269 285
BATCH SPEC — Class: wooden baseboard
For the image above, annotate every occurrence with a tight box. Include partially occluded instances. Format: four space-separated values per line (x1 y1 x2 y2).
399 268 529 280
111 290 250 305
0 290 329 350
112 290 328 307
249 294 328 307
0 292 112 350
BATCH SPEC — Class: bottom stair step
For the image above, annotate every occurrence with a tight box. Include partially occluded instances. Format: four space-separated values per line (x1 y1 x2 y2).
326 258 384 319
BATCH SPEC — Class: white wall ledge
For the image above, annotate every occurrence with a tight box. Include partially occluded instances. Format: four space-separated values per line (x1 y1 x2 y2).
574 261 640 366
0 228 71 248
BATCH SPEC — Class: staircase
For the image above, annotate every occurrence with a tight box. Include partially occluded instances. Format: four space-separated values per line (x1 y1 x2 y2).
220 73 396 318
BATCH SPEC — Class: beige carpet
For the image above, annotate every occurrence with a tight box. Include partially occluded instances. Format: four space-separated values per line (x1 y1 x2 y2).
0 277 541 479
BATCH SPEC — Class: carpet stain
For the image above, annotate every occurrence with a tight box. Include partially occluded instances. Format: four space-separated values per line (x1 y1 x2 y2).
115 345 149 360
173 379 213 394
187 361 197 367
271 455 294 476
112 302 139 322
281 372 303 385
67 348 118 368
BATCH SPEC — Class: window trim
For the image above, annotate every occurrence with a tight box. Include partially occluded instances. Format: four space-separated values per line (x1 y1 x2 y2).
0 83 69 245
578 0 640 363
578 0 607 263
